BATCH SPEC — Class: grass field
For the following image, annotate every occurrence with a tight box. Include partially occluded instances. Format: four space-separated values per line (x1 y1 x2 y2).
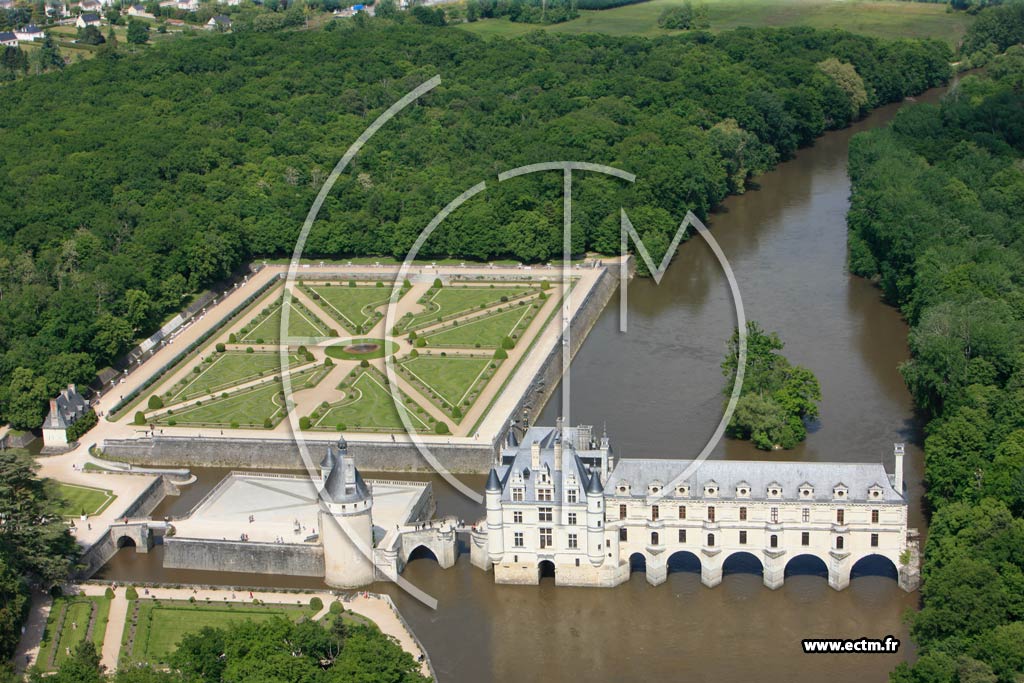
238 301 332 343
49 482 117 518
163 351 302 404
402 285 536 331
306 284 400 333
40 596 110 671
424 302 537 348
458 0 972 46
155 366 328 428
401 355 493 412
313 369 430 432
126 600 311 666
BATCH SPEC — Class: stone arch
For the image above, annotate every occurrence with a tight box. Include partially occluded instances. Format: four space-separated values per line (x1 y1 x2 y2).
629 552 647 573
405 545 439 564
851 554 899 581
115 536 137 549
784 553 829 579
667 550 701 574
538 559 556 581
722 551 763 576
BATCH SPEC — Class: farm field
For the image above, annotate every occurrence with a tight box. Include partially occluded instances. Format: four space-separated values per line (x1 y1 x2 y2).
459 0 971 46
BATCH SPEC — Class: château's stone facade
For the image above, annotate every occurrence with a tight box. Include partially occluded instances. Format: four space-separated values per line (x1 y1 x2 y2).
471 422 919 592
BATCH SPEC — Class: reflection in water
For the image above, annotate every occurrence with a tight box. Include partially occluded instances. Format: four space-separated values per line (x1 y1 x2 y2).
98 84 957 682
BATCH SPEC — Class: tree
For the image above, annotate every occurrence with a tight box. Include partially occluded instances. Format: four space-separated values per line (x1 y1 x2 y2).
77 25 106 45
127 19 149 44
4 368 50 430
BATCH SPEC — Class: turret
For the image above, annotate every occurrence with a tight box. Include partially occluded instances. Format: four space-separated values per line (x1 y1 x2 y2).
505 422 519 448
320 438 375 587
485 468 504 562
319 446 334 490
586 471 604 567
894 443 905 494
600 424 612 478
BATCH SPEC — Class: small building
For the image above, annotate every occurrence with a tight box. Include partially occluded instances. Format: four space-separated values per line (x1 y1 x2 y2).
127 4 154 17
0 32 19 47
14 25 45 41
42 384 89 450
77 0 101 11
75 12 101 27
159 0 197 10
206 14 230 29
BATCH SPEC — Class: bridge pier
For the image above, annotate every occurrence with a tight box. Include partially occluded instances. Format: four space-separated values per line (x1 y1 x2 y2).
469 528 492 572
829 565 851 591
763 551 785 590
701 563 722 588
646 561 667 587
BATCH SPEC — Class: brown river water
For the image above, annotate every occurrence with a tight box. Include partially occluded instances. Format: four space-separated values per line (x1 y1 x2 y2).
98 81 955 683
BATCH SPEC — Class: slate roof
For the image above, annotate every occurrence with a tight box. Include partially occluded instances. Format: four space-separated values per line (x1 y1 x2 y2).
44 385 88 431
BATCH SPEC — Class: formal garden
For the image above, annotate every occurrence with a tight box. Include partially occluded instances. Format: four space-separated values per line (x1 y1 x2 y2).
49 482 117 519
309 367 433 433
38 594 111 672
397 352 500 422
303 280 411 334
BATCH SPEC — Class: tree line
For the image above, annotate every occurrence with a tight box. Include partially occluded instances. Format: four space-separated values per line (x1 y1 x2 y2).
847 48 1024 683
0 22 951 430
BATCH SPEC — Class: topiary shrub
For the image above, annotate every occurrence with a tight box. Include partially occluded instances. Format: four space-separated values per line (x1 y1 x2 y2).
148 395 163 410
434 421 450 435
329 600 343 614
228 333 237 343
494 348 508 360
501 336 515 350
105 587 115 599
309 596 323 611
433 278 443 288
263 418 273 429
215 343 226 352
360 359 369 368
125 586 138 600
299 416 311 430
167 419 177 426
134 411 146 425
246 347 254 354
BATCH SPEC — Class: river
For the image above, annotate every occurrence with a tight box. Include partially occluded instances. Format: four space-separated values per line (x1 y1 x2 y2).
97 82 954 683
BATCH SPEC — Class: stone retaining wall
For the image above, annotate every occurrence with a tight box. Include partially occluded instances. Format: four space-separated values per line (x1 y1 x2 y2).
163 537 325 577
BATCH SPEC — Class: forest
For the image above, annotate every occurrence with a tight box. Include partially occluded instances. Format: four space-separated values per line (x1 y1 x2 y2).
0 21 951 430
847 49 1024 683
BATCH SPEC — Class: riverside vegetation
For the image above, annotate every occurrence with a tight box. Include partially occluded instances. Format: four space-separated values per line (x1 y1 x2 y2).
847 48 1024 683
0 22 950 432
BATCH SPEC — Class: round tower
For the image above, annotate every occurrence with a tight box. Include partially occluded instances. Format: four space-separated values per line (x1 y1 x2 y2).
485 468 504 564
586 470 605 567
319 437 376 587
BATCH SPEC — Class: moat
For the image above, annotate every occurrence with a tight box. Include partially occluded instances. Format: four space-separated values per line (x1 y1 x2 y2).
96 82 957 682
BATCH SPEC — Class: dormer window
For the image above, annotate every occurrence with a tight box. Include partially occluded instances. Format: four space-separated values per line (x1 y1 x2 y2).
676 484 689 497
868 484 883 499
799 483 813 498
648 481 663 496
833 484 848 499
767 482 782 499
617 482 631 496
736 482 750 498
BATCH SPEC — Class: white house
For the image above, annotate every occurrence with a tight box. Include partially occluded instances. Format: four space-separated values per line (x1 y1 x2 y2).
14 25 45 41
472 422 919 593
159 0 198 10
127 4 154 17
77 0 102 11
75 12 101 27
206 13 230 29
42 384 90 450
0 31 18 47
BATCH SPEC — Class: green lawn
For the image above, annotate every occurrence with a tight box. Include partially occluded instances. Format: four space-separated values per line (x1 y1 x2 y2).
305 283 400 333
400 355 493 413
312 369 430 432
40 596 110 671
459 0 971 46
155 366 328 428
125 600 312 666
401 285 536 332
238 300 332 343
49 482 117 518
162 351 302 404
423 302 538 348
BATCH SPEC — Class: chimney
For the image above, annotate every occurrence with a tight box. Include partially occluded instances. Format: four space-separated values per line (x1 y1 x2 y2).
553 435 562 471
67 383 75 394
531 441 541 471
49 399 58 417
894 443 905 493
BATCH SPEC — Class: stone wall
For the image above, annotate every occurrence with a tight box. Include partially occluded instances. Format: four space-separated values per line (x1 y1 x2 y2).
163 537 325 577
497 264 623 448
100 436 494 473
